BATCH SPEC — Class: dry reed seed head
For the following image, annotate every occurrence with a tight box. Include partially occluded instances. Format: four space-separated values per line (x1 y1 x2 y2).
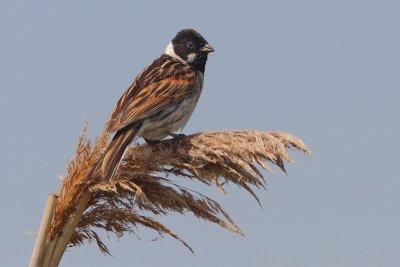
49 124 110 240
50 125 311 255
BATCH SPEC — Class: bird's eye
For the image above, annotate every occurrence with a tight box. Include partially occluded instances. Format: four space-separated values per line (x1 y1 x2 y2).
186 41 194 48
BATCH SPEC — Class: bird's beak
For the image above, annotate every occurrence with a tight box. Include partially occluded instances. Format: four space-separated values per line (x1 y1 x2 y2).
201 43 215 53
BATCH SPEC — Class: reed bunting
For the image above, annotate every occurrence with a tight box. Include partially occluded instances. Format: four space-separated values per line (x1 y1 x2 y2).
100 29 214 181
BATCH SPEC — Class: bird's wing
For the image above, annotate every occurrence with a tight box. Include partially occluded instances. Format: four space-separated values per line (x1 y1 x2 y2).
107 56 198 133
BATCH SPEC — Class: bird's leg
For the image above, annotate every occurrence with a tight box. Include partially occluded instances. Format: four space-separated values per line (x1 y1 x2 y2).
169 133 186 152
169 133 186 139
144 138 160 145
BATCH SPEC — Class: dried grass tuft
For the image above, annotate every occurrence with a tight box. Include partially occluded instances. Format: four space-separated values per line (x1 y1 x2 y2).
48 124 109 240
48 126 311 257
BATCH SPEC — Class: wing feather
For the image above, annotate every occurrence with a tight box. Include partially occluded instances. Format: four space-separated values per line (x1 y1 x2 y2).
107 55 198 133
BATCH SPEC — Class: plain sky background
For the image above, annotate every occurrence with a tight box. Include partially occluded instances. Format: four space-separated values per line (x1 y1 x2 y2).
1 0 399 266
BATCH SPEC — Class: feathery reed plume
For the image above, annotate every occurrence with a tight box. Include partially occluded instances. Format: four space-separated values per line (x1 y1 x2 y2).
48 124 109 241
31 125 311 267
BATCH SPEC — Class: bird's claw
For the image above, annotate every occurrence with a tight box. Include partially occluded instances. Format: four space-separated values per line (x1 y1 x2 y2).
144 138 160 145
170 133 186 139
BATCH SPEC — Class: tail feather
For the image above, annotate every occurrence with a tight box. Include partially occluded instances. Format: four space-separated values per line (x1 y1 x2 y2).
101 124 140 181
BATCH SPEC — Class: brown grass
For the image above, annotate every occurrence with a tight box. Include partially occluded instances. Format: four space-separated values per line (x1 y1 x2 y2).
42 126 311 262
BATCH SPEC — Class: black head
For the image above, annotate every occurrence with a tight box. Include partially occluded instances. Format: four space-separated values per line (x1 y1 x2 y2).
165 29 214 73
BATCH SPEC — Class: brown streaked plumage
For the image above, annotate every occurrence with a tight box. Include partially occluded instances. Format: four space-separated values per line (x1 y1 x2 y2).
106 56 198 133
100 29 214 181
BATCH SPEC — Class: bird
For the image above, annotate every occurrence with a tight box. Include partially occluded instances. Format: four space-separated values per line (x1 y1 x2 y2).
99 29 214 181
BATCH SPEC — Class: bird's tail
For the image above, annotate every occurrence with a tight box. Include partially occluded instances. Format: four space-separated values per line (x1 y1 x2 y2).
100 124 140 181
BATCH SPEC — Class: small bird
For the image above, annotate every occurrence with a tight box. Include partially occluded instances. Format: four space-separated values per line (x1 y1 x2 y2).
100 29 214 181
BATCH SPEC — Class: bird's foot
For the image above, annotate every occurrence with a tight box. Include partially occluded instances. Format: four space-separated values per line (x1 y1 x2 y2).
169 133 186 152
169 133 186 139
144 138 160 145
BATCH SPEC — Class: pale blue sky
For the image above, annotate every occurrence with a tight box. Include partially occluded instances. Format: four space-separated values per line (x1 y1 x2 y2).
1 1 399 266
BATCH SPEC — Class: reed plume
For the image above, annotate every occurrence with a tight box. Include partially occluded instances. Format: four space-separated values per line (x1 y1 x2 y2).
29 124 311 267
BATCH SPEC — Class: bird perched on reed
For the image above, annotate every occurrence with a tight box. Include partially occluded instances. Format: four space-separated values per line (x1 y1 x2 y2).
99 29 214 181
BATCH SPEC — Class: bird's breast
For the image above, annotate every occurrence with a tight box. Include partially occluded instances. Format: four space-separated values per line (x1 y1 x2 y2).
138 71 204 140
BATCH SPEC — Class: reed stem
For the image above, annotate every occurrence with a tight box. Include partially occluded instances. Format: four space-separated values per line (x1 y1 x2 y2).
29 194 56 267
